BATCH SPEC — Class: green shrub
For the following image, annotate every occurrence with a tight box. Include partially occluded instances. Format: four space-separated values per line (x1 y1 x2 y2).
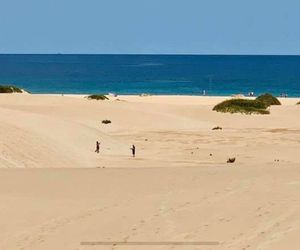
87 94 109 100
256 93 281 107
0 85 23 93
102 119 111 124
213 99 269 115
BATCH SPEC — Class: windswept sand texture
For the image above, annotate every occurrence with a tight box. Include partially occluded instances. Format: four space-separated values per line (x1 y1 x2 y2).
0 94 300 249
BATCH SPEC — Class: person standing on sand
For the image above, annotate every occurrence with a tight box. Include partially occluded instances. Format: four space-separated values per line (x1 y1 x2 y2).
131 145 136 157
95 141 100 153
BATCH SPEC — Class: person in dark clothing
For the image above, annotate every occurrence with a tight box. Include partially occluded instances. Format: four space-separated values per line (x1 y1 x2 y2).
131 145 136 157
95 141 100 153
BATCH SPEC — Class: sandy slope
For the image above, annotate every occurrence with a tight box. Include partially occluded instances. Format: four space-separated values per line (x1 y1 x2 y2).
0 94 300 249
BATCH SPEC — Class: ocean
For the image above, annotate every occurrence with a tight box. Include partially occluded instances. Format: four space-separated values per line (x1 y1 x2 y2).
1 54 300 96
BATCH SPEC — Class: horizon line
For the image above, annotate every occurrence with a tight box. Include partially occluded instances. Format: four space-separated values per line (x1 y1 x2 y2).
1 53 300 56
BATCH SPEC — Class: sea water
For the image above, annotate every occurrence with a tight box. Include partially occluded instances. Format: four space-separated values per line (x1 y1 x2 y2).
1 54 300 96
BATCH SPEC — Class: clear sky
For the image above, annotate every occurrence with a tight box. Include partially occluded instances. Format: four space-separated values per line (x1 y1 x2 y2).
0 0 299 54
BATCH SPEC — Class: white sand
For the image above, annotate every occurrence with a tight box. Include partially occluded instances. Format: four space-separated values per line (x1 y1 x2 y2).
0 94 299 249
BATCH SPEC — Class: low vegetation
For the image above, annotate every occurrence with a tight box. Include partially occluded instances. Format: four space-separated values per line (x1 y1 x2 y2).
87 94 109 100
0 85 23 93
227 157 236 163
256 93 281 107
213 99 269 115
102 119 111 124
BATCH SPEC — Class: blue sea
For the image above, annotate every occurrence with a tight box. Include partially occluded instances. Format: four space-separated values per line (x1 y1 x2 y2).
1 54 300 96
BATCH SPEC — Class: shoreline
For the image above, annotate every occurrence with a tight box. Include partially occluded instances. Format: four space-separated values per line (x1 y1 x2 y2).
16 93 300 105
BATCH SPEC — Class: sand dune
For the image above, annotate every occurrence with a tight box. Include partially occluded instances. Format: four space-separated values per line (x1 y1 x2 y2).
0 94 299 249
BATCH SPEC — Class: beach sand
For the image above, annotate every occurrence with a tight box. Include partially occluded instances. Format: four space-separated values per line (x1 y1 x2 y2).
0 94 299 249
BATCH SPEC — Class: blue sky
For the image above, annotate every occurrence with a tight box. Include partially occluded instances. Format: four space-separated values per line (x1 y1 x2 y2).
0 0 299 54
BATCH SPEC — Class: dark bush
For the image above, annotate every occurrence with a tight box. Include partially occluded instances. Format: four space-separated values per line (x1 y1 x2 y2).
0 85 23 93
256 93 281 107
87 94 109 100
227 157 236 163
213 99 269 115
102 120 111 124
